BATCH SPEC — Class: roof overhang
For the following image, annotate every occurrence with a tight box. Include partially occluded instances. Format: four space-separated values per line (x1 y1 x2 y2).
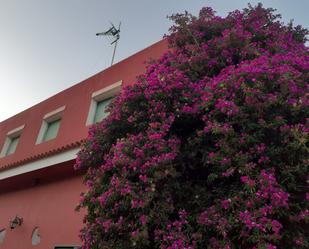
0 147 79 180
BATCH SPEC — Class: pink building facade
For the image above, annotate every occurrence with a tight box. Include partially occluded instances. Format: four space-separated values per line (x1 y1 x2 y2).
0 40 167 249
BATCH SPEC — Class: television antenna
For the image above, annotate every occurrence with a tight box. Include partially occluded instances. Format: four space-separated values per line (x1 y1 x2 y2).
96 22 121 66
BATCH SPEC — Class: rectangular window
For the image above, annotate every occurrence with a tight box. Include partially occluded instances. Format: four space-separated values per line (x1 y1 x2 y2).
86 81 122 125
5 136 20 156
93 97 113 123
42 119 61 142
0 125 24 158
36 106 65 144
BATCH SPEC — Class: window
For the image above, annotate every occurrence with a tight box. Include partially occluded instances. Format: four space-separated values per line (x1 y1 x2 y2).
86 80 122 125
0 125 24 157
42 119 61 142
36 106 65 144
6 136 20 156
93 97 113 123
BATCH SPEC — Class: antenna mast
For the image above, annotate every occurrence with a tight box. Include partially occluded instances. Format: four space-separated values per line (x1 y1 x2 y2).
96 22 121 66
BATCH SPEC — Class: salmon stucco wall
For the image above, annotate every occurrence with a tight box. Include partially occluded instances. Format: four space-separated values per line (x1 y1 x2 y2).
0 39 168 249
0 169 85 249
0 39 168 171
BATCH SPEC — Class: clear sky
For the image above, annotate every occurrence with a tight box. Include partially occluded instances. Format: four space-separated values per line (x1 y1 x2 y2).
0 0 308 121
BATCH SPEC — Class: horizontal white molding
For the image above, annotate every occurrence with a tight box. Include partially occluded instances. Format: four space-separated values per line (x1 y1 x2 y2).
7 125 25 136
91 80 122 100
43 105 66 120
0 147 79 180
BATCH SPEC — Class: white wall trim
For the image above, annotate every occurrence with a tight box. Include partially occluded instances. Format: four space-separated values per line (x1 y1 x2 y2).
0 147 79 180
86 80 122 126
7 125 25 136
91 80 122 100
43 106 66 120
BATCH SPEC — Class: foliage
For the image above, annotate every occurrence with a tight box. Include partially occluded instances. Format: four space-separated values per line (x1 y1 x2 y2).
75 4 308 249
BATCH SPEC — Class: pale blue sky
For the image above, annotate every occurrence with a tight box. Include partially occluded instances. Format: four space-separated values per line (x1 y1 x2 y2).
0 0 308 121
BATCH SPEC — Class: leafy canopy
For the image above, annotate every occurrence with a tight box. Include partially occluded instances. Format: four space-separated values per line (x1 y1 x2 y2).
76 4 308 249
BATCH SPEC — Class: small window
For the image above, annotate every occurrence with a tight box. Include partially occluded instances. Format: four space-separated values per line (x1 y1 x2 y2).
42 119 61 142
93 97 113 123
36 106 65 144
0 125 24 157
5 136 20 156
86 80 122 125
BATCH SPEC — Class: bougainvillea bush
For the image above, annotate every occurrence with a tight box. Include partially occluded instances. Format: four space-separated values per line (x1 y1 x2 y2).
75 4 308 249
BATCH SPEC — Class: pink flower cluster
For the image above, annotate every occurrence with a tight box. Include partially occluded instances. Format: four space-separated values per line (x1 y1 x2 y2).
76 4 308 249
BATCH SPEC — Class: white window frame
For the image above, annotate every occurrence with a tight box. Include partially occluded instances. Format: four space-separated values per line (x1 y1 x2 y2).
0 125 25 158
36 106 65 144
86 80 122 125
